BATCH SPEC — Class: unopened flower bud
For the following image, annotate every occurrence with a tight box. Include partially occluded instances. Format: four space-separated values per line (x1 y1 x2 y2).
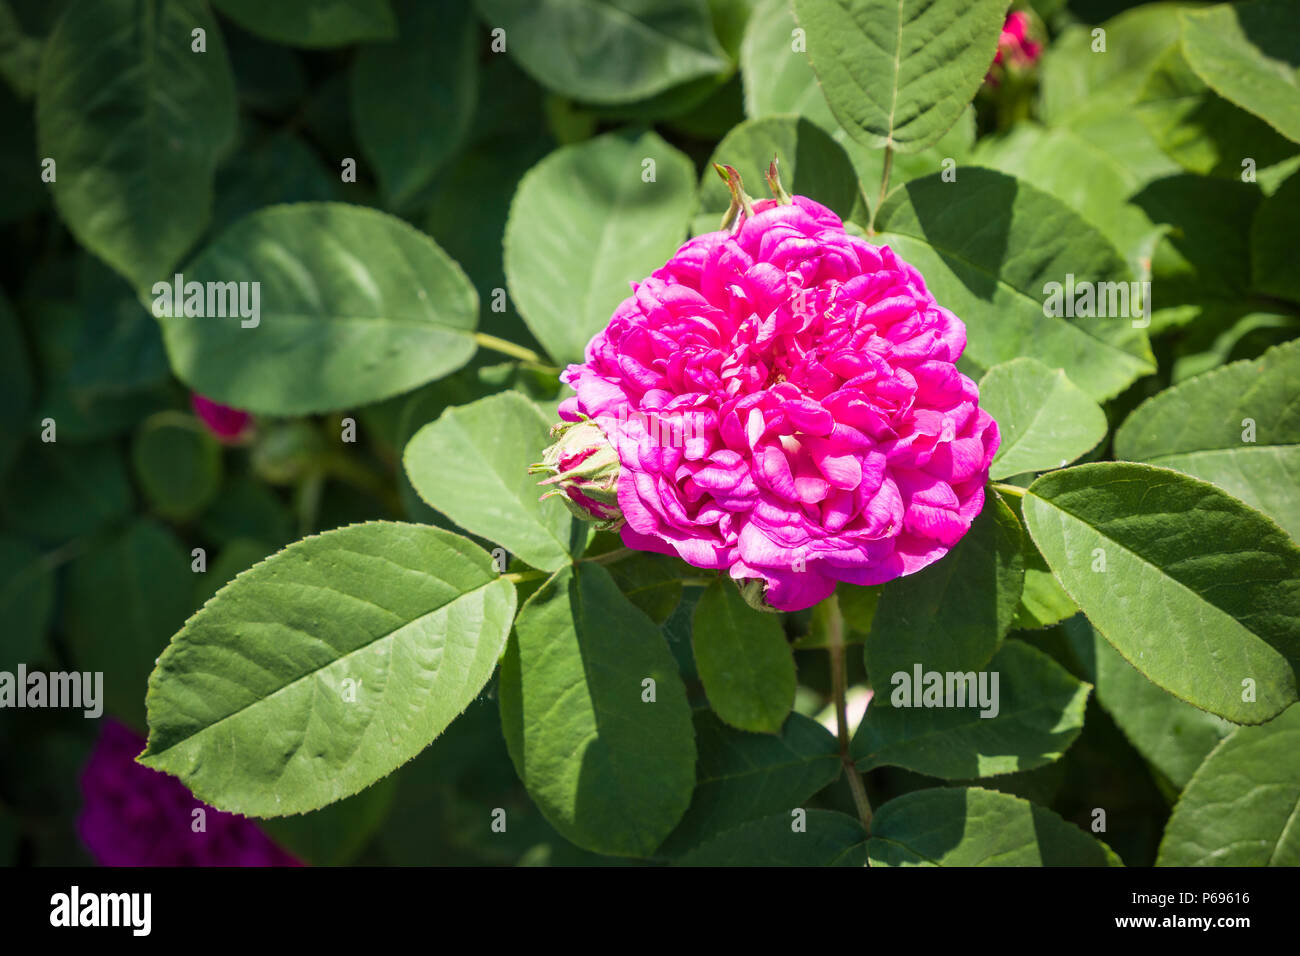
530 418 624 530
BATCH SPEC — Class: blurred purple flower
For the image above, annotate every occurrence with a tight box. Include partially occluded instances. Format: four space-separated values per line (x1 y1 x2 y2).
191 393 253 443
78 719 299 867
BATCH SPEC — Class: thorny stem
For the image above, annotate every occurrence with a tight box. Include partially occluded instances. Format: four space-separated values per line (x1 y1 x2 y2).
825 592 873 836
868 146 894 235
474 332 561 374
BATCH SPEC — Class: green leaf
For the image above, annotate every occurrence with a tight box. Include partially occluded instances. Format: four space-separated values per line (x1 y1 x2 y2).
970 114 1176 275
36 0 237 289
741 0 837 132
853 641 1090 779
1114 339 1300 541
875 169 1156 401
131 411 223 522
739 0 977 204
403 391 576 572
158 203 479 415
0 441 132 543
849 108 975 210
1251 170 1300 303
865 491 1024 682
211 132 336 234
193 538 274 608
658 710 842 856
791 0 1005 152
603 550 685 624
980 358 1108 481
351 0 478 210
140 522 517 817
867 786 1122 866
1065 616 1231 792
1022 462 1300 724
499 563 696 856
1180 0 1300 144
1004 494 1077 631
199 474 294 549
677 808 866 865
504 129 696 364
210 0 395 48
261 775 397 866
1157 702 1300 865
473 0 728 104
65 518 191 730
0 535 53 670
696 115 866 228
691 577 796 734
67 259 171 399
1132 174 1261 310
1137 45 1298 180
1038 3 1189 125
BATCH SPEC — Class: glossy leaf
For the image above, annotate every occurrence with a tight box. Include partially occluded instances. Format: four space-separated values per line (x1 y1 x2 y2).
980 358 1108 480
792 0 1005 152
741 0 836 131
1157 702 1300 865
141 522 517 816
1180 0 1300 144
1065 616 1231 792
875 169 1156 401
865 491 1024 682
36 0 237 289
499 563 696 856
351 0 478 209
1114 339 1300 540
504 130 696 364
473 0 729 104
158 203 479 415
853 641 1091 779
604 550 685 624
403 391 576 572
692 577 797 734
1137 45 1298 180
1023 462 1300 724
971 113 1175 275
867 786 1122 866
659 710 842 856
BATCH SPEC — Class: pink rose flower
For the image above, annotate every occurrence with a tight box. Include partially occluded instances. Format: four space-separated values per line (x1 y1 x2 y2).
191 393 253 443
78 719 299 867
557 190 999 612
993 11 1042 69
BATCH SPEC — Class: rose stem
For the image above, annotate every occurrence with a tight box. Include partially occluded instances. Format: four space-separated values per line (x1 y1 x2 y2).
826 591 873 836
474 332 562 374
